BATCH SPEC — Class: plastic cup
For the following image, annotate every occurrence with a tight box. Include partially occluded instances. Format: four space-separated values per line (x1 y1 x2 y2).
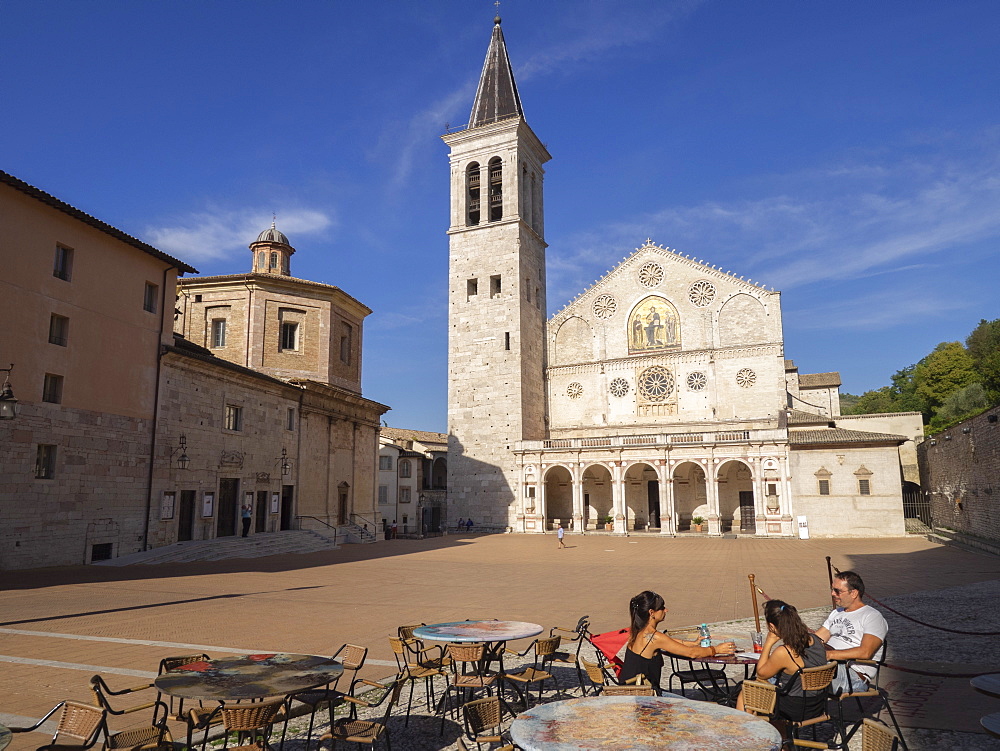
751 631 764 653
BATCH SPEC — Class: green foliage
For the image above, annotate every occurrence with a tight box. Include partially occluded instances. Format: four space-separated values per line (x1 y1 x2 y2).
929 382 990 431
843 386 896 415
966 318 1000 400
913 341 978 419
839 393 861 413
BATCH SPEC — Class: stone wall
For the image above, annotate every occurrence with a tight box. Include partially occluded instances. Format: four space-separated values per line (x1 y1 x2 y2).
918 405 1000 545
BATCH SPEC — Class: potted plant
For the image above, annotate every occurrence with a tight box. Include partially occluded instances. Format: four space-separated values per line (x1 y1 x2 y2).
604 516 614 531
691 516 705 532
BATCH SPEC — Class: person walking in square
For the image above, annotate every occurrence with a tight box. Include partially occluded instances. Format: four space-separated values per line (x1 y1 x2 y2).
557 523 566 548
240 503 252 538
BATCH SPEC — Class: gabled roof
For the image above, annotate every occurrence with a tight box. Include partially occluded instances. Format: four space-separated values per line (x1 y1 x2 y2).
0 169 198 274
787 409 833 426
799 372 842 388
381 426 448 445
469 17 523 128
788 428 907 447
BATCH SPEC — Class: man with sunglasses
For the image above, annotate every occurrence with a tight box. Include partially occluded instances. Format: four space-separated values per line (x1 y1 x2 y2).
813 570 887 693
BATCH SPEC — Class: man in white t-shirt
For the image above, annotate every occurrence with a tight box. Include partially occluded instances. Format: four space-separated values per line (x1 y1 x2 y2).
814 570 888 693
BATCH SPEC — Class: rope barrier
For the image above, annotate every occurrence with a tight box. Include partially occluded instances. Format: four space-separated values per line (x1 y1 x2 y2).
880 661 992 679
864 594 1000 636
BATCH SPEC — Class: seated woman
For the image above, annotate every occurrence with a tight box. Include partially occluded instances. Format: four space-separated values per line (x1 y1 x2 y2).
619 590 735 694
736 599 827 723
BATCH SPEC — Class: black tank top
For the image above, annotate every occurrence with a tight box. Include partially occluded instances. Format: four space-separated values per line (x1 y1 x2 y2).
618 635 664 692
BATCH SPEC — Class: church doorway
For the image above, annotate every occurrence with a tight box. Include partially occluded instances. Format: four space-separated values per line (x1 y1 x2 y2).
624 463 658 531
582 464 612 530
672 462 707 532
543 465 573 529
717 460 754 533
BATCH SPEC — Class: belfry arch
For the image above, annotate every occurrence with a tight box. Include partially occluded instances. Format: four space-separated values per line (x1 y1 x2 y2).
672 461 708 532
542 465 573 529
716 459 756 533
623 462 660 531
582 464 613 530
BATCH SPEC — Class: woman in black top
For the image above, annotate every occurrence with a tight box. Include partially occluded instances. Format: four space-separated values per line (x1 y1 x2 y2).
618 590 735 694
736 599 828 722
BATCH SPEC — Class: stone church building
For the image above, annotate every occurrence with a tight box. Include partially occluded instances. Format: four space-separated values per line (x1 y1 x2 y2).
444 18 922 538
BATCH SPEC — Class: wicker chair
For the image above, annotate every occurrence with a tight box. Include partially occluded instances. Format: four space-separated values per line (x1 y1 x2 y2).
319 677 403 750
89 674 173 751
739 678 777 717
502 636 559 708
195 699 285 751
284 643 368 750
457 696 514 751
156 653 210 720
830 639 907 751
601 684 656 696
439 643 498 734
862 719 900 751
388 636 446 726
579 657 649 695
8 701 107 751
745 662 839 749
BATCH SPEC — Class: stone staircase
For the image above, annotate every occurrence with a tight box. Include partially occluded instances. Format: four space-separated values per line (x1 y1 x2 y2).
94 529 340 566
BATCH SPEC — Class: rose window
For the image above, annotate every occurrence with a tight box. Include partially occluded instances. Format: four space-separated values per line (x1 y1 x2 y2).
638 262 664 288
609 378 629 397
637 366 674 402
567 382 584 399
686 371 707 392
593 294 618 319
688 280 716 307
736 368 757 388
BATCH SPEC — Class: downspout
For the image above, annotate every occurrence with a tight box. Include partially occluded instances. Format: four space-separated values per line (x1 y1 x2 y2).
142 265 171 552
243 277 254 369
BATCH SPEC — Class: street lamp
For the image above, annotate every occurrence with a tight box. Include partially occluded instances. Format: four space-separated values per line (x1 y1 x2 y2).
171 435 190 470
0 364 18 420
279 448 290 476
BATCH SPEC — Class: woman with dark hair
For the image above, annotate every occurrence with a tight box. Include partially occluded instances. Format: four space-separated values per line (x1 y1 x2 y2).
736 599 827 721
618 590 736 694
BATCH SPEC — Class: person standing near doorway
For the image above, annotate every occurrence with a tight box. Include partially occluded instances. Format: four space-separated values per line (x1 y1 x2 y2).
241 503 252 538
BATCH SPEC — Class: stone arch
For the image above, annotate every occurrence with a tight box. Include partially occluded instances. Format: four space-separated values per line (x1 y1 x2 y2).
554 316 594 364
582 463 613 528
430 457 447 489
627 295 680 354
718 294 768 347
672 461 708 531
716 459 755 533
623 462 660 530
542 465 573 526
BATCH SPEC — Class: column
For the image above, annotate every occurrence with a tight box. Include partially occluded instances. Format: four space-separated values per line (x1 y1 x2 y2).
659 467 674 535
572 465 585 533
613 464 627 534
538 481 547 533
706 459 721 536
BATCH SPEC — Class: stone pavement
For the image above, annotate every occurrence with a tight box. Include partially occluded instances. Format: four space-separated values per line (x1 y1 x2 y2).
2 533 999 749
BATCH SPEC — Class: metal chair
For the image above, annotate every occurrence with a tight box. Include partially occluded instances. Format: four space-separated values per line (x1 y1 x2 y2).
830 638 908 751
664 651 732 702
319 677 403 750
439 642 498 734
8 701 107 751
457 696 514 751
744 661 839 749
388 636 446 726
89 674 173 751
502 636 558 708
194 699 285 751
547 615 590 693
601 684 656 696
156 653 210 720
861 719 900 751
580 658 649 695
284 643 368 750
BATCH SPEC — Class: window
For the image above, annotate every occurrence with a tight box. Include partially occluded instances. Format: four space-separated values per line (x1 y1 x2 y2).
379 455 393 471
504 332 510 351
143 282 158 313
467 278 478 300
488 157 503 221
859 479 871 496
224 404 243 431
280 321 299 351
270 252 278 269
399 459 411 478
91 543 113 562
49 314 69 346
42 373 63 404
819 479 831 495
53 245 73 281
211 319 227 348
340 323 352 364
286 407 296 431
194 294 202 302
35 444 56 479
466 161 481 226
490 274 502 297
378 485 388 504
259 251 267 270
767 483 778 496
399 486 411 504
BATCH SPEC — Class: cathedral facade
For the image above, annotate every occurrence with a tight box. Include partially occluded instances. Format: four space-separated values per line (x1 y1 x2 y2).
445 19 922 538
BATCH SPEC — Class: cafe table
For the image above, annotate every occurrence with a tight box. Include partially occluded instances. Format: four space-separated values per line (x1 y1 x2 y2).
971 673 1000 699
698 650 761 703
153 653 344 701
0 723 11 751
510 695 782 751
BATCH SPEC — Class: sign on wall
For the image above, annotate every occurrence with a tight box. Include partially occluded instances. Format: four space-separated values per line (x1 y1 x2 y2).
202 492 215 518
160 491 175 520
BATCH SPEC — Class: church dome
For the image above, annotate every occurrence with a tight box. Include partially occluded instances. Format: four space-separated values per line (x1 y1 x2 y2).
254 223 289 246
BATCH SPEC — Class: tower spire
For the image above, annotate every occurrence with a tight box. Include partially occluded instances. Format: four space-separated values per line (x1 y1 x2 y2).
468 15 523 128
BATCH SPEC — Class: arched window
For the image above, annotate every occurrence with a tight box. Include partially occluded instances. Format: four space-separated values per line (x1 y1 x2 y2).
270 252 278 269
399 459 411 478
488 157 503 221
466 162 480 226
258 251 267 271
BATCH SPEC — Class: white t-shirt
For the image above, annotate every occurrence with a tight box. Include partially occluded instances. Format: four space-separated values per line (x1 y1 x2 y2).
822 604 887 681
557 527 564 539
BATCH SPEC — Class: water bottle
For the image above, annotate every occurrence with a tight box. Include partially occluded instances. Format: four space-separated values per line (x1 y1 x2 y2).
699 623 712 648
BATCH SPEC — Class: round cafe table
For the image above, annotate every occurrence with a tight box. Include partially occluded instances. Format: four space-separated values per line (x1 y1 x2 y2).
971 673 1000 698
510 695 782 751
412 620 543 643
0 723 11 751
153 653 344 701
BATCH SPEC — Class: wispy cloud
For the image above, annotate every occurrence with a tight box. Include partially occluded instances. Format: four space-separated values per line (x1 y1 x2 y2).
146 207 334 262
788 294 967 332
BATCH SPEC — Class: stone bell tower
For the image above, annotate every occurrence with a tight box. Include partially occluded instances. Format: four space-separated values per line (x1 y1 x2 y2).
443 15 550 526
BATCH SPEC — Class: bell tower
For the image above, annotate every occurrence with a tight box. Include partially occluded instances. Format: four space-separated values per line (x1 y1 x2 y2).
443 15 550 526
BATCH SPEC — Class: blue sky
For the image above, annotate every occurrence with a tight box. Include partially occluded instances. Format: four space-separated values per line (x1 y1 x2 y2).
5 1 999 432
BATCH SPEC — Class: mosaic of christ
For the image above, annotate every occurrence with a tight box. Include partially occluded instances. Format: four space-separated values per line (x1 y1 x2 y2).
628 295 680 354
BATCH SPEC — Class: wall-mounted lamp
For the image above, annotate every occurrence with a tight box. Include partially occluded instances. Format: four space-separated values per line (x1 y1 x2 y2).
279 448 291 476
171 435 190 470
0 364 18 420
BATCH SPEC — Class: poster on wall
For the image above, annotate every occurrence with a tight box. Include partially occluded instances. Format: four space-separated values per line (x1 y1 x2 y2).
270 492 280 514
244 491 254 509
160 491 176 520
202 492 215 518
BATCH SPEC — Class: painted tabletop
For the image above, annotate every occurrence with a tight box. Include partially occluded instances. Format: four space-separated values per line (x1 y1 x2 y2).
700 652 761 666
153 653 344 700
981 711 1000 738
510 695 782 751
412 620 544 643
0 724 10 751
971 673 1000 698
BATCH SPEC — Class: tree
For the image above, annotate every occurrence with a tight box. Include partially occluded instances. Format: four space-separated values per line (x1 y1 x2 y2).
912 341 978 420
932 382 990 429
844 386 897 415
966 318 1000 400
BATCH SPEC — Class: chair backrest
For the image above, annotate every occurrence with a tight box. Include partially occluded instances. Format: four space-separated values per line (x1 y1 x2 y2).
862 719 899 751
158 654 210 674
799 662 838 693
602 684 656 696
388 636 409 672
448 642 486 664
581 658 609 689
53 701 107 746
741 681 777 716
463 696 503 736
534 636 562 657
397 623 424 641
220 699 284 732
333 643 368 671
